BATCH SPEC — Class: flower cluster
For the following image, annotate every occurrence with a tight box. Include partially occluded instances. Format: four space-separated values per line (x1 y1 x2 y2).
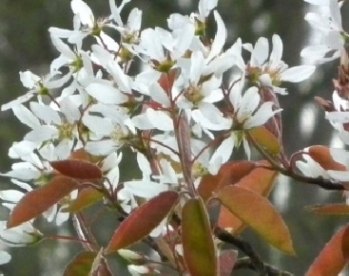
1 0 349 273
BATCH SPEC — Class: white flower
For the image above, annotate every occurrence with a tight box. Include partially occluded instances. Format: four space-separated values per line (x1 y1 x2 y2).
301 0 346 63
210 78 281 162
0 221 42 247
246 34 315 94
1 71 70 111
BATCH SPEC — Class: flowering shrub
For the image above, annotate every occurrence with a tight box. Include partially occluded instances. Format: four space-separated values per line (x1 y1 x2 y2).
1 0 349 274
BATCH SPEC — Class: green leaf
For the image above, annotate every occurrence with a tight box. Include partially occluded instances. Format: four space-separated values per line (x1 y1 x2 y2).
306 225 349 276
62 188 104 213
248 126 281 155
8 176 79 228
105 191 179 254
182 197 218 276
50 159 102 179
64 251 97 276
216 186 294 255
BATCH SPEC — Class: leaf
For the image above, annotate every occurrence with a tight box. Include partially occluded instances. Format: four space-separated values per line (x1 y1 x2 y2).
8 176 79 228
308 204 349 215
216 186 294 254
248 126 281 155
182 197 218 276
64 251 97 276
198 161 256 202
218 161 277 234
307 145 347 171
105 191 179 254
306 225 349 276
62 188 104 213
219 250 238 276
50 159 102 180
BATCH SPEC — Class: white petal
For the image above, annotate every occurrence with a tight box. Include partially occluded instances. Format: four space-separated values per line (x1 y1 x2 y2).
24 126 58 143
146 109 173 131
30 102 61 125
124 181 168 198
210 137 234 165
149 82 171 107
86 83 128 104
250 37 269 67
329 0 342 29
269 34 283 68
12 105 41 129
71 0 94 28
326 111 349 123
85 140 116 156
0 251 11 265
327 170 349 181
190 51 205 85
280 65 315 82
206 11 226 62
20 71 40 89
237 87 260 121
0 190 24 202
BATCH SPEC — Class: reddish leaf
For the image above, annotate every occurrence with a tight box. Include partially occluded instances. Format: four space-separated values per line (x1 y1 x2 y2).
308 204 349 215
69 148 93 162
182 197 218 276
50 159 102 180
62 188 104 213
8 176 79 228
105 191 179 254
307 145 347 171
306 225 349 276
216 186 294 254
219 250 238 276
248 126 281 155
198 161 256 202
64 251 97 276
218 162 277 234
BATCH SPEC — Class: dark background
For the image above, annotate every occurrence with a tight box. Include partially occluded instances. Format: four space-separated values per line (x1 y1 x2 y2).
0 0 348 275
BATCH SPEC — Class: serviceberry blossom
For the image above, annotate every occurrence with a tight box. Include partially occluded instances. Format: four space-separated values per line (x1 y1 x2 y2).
210 76 281 163
1 0 337 270
1 70 70 111
302 0 346 63
245 34 316 94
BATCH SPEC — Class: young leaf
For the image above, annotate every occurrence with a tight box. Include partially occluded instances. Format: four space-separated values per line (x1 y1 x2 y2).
105 191 179 254
308 204 349 215
8 176 79 228
216 186 294 255
182 197 218 276
307 145 347 171
218 162 277 234
63 251 97 276
62 188 104 213
198 161 256 202
306 225 349 276
50 159 102 180
248 126 281 155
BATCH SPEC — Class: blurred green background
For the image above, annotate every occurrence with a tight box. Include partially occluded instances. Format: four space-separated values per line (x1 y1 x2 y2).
0 0 348 275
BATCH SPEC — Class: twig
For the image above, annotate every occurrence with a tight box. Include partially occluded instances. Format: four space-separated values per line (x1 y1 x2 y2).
234 257 294 276
214 227 294 276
